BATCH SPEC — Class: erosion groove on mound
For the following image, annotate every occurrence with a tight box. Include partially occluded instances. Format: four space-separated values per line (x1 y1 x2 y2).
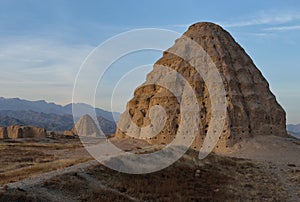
115 22 287 151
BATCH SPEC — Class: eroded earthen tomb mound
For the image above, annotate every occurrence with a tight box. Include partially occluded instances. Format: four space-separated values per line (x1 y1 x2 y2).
115 22 287 151
71 114 102 137
0 125 46 139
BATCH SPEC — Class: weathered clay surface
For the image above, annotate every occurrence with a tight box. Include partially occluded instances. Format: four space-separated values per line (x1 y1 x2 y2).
63 130 76 137
115 22 287 151
4 125 47 139
0 127 8 139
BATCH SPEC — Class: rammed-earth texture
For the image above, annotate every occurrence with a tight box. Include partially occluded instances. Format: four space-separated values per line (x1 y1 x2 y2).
0 125 46 139
115 22 287 151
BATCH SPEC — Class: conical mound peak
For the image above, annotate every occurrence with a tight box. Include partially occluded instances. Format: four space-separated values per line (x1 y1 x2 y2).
115 22 287 152
73 114 102 137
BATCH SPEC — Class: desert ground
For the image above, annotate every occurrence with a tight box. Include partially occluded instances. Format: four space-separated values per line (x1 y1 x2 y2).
0 137 93 185
0 135 299 201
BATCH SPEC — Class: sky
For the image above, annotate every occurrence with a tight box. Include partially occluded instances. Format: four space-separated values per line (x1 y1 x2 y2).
0 0 299 123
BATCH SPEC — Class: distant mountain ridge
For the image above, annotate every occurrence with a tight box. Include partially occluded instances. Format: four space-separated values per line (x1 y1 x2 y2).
0 97 64 114
287 124 300 134
0 97 119 133
0 115 25 126
0 97 120 121
0 110 116 133
286 124 300 140
0 110 74 131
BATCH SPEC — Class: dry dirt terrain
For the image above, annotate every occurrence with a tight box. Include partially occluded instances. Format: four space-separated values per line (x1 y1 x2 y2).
0 137 93 185
0 135 299 201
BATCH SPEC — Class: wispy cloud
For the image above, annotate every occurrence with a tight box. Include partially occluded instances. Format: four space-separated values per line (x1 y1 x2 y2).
0 38 94 104
221 10 300 28
165 10 300 33
0 39 93 78
247 32 271 37
264 25 300 31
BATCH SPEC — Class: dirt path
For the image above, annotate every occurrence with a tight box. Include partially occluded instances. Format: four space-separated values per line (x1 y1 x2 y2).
0 143 158 201
1 159 139 202
1 160 99 191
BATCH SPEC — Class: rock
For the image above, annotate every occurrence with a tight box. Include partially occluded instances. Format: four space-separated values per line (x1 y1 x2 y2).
63 130 76 137
115 22 287 151
24 126 47 138
48 131 64 139
7 125 23 139
7 125 46 139
72 114 104 137
0 127 8 139
49 131 56 137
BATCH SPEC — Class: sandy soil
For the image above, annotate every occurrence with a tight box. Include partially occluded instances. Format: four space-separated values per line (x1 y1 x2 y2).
221 135 300 165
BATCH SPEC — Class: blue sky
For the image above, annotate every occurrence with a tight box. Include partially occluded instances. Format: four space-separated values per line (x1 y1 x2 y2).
0 0 299 123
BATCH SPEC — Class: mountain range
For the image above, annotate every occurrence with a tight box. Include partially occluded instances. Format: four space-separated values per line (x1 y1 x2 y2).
0 97 119 133
286 124 300 138
0 97 119 120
